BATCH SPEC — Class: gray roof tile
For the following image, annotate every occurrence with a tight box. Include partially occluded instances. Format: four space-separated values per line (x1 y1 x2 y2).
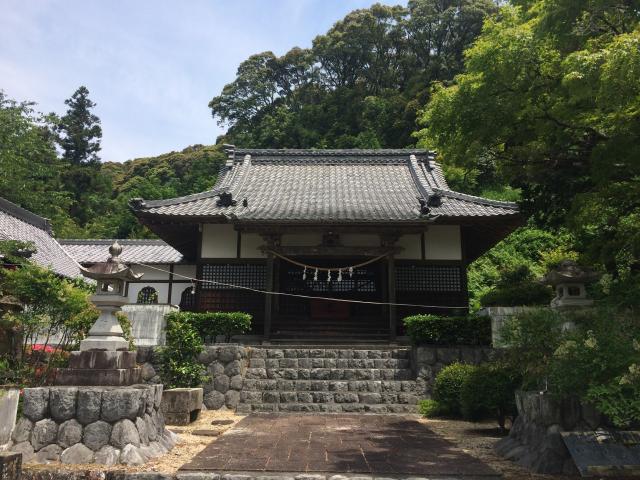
0 198 83 278
59 239 183 265
131 149 518 223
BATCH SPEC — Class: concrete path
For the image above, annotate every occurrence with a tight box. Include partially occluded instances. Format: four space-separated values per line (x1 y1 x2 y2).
179 414 500 478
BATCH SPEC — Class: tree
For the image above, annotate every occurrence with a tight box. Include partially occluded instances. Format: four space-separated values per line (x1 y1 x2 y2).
0 91 78 234
210 0 497 149
57 86 102 165
416 1 640 294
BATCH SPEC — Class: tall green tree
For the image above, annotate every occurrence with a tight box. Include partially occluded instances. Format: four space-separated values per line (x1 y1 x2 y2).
57 86 102 165
0 91 77 234
210 0 497 149
416 0 640 298
55 86 108 227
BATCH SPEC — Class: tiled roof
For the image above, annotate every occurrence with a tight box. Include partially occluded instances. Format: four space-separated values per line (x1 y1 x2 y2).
130 149 519 223
59 239 183 265
0 198 83 278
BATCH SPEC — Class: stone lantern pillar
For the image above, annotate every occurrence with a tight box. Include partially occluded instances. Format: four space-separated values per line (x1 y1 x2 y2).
543 260 600 309
55 241 143 385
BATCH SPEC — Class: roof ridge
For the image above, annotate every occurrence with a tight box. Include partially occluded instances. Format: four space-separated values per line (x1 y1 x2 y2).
234 148 435 157
434 189 518 209
59 239 170 245
0 197 52 233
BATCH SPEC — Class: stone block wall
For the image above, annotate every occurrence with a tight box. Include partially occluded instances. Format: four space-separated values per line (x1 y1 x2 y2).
495 391 605 475
411 345 492 396
198 345 249 410
137 345 249 411
8 385 177 466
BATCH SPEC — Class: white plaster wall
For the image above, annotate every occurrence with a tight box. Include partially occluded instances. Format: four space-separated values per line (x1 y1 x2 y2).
281 233 322 246
341 234 379 247
241 233 266 258
425 225 462 260
396 234 422 259
201 224 237 258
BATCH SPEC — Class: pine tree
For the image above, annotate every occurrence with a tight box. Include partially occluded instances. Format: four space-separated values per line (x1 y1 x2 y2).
57 86 102 165
57 86 106 227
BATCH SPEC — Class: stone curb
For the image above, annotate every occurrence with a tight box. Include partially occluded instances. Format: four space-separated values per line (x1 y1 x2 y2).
22 470 496 480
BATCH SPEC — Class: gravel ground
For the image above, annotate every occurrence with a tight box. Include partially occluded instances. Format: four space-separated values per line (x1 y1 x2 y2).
420 417 577 480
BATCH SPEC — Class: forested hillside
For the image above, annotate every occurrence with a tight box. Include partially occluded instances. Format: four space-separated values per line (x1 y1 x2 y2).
1 0 638 307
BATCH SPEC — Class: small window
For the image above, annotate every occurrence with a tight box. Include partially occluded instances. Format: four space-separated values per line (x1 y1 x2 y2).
179 286 196 311
137 286 158 304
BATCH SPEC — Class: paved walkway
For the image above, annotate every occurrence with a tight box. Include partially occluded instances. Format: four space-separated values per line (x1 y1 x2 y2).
180 414 499 478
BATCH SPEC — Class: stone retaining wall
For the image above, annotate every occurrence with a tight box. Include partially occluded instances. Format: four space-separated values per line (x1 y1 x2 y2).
137 344 492 412
495 391 605 475
8 385 176 466
137 345 249 411
411 345 492 396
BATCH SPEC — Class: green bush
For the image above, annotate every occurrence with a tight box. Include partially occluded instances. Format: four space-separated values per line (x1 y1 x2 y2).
167 311 252 343
480 265 552 307
433 362 477 416
116 312 135 351
499 308 565 389
403 314 491 346
418 399 441 417
161 312 208 388
460 362 521 430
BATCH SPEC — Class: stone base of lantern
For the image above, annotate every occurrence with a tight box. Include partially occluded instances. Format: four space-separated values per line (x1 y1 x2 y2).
55 351 141 386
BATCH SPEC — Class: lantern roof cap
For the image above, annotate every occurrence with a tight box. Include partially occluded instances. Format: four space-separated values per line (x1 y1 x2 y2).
543 260 600 286
79 240 142 282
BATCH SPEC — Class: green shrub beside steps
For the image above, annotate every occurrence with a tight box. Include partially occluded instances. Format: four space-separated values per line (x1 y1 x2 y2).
432 362 477 416
403 314 491 345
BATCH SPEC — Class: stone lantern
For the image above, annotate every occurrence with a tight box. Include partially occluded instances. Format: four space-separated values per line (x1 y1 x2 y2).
543 260 600 309
78 241 142 351
55 241 143 386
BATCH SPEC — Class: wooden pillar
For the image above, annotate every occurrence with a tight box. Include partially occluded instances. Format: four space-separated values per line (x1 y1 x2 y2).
167 264 174 304
264 252 274 341
387 254 397 342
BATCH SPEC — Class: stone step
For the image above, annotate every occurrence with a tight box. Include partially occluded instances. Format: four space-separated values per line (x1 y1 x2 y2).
240 390 420 405
248 357 410 369
242 379 422 393
244 367 413 381
248 348 411 360
236 403 418 413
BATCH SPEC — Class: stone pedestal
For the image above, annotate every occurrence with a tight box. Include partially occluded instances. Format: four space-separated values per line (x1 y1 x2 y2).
161 388 203 425
55 351 141 386
0 388 19 450
8 385 176 466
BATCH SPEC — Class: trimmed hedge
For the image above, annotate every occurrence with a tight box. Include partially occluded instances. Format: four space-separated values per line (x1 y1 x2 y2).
403 314 491 345
166 311 252 343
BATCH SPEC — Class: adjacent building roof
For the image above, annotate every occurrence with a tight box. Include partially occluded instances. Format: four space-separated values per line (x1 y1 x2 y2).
59 239 183 265
0 197 83 278
130 149 519 223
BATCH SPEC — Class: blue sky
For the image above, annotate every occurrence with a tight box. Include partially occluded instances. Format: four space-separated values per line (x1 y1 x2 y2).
1 0 398 163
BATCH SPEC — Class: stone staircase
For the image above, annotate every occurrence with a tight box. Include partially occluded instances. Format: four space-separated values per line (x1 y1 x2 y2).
237 346 422 413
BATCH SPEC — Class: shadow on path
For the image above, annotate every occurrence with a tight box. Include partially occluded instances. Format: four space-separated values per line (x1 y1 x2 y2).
180 414 500 477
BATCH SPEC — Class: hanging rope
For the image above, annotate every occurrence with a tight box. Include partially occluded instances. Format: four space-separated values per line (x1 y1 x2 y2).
266 250 390 272
130 261 466 310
